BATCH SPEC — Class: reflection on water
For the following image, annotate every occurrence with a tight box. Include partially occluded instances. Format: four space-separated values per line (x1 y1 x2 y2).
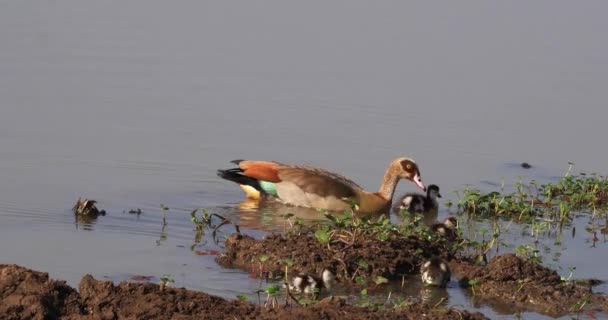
234 197 441 231
73 213 100 231
317 274 451 308
235 198 386 230
420 286 450 306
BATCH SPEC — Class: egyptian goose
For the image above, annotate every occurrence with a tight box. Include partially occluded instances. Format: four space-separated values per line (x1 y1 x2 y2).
287 268 335 296
217 157 425 213
420 257 451 287
393 184 441 214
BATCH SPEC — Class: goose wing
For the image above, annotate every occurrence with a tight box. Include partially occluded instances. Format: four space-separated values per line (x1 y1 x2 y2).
232 160 364 210
277 165 362 199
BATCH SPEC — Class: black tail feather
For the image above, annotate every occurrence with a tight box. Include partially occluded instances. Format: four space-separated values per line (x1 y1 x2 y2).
230 159 245 165
217 168 263 192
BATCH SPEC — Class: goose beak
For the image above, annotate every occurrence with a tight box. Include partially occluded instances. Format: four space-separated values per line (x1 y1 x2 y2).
413 173 425 191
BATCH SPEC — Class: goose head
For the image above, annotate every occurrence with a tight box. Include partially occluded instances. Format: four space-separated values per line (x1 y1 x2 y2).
427 184 441 200
396 158 425 191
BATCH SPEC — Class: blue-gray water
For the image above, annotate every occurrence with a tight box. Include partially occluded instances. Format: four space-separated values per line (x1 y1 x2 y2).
1 2 607 319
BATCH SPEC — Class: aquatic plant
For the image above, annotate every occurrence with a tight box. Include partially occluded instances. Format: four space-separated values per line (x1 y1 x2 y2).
264 284 281 309
158 274 174 291
455 166 608 227
160 204 169 226
514 244 541 264
314 209 444 246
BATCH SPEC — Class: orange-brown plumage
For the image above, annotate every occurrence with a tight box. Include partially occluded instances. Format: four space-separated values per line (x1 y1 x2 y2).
239 161 281 183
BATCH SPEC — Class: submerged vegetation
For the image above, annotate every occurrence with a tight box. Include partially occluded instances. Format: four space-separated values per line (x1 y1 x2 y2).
452 165 608 266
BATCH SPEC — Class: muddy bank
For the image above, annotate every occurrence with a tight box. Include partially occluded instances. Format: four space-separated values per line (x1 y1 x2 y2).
216 231 608 318
216 231 449 281
451 254 608 317
0 264 488 320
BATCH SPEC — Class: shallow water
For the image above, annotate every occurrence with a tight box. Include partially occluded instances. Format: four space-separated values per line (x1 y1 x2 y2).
1 1 608 318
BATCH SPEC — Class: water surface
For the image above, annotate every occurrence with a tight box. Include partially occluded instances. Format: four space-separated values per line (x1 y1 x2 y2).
1 1 607 318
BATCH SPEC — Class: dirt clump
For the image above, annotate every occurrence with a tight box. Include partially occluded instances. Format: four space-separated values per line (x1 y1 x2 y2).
452 254 608 317
0 264 488 320
0 264 83 320
217 232 449 282
75 274 263 319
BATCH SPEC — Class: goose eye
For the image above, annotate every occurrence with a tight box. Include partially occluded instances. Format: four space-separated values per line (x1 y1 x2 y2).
406 164 412 170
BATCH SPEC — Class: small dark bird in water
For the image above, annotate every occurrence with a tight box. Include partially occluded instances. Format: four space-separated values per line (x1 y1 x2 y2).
430 216 458 241
72 198 105 216
421 257 451 287
393 184 441 214
287 268 335 297
521 162 532 169
127 208 143 215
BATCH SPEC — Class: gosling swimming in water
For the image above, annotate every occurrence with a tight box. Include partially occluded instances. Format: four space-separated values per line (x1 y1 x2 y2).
288 268 335 296
420 257 451 287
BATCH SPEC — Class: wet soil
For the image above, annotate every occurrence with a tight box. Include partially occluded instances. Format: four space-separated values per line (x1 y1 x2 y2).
217 231 608 318
451 254 608 317
216 231 450 282
0 264 488 320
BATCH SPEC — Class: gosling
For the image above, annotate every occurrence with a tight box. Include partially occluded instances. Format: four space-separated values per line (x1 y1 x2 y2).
430 216 458 241
420 257 451 287
288 268 334 296
393 184 441 214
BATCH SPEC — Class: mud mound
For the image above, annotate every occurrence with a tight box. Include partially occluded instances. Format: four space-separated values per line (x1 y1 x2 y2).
77 275 263 319
0 264 83 320
217 232 448 281
453 254 608 317
476 254 561 283
0 264 488 320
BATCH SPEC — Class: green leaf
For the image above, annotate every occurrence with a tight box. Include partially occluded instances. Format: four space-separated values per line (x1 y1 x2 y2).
315 228 331 244
259 255 270 262
355 276 367 286
265 284 280 295
236 295 248 301
190 208 199 218
360 288 368 296
357 259 369 269
324 213 338 223
374 276 389 285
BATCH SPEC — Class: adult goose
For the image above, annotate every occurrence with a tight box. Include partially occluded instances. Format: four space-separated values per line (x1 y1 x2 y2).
217 157 425 213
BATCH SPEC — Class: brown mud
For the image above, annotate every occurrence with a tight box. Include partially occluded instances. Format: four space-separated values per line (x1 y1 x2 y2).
451 254 608 317
216 231 450 281
217 231 608 318
0 264 488 320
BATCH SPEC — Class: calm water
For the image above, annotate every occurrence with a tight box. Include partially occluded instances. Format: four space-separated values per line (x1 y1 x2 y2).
1 2 607 318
